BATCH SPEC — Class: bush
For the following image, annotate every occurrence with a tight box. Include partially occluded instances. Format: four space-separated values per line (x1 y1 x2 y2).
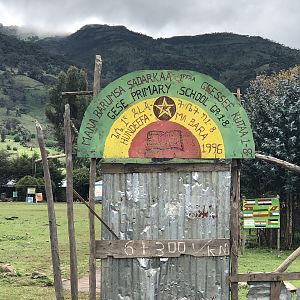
45 140 57 148
14 135 20 142
16 175 44 188
12 147 17 151
6 145 11 150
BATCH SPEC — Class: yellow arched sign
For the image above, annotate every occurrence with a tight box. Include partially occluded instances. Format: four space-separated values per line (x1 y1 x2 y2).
78 70 255 160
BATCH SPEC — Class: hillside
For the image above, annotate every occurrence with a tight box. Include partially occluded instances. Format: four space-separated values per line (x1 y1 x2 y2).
0 32 75 150
38 25 300 91
1 24 300 152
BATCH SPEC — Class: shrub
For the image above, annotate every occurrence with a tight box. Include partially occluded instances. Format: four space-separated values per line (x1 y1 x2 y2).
45 140 57 148
16 176 44 188
6 145 11 150
12 147 17 151
14 135 20 142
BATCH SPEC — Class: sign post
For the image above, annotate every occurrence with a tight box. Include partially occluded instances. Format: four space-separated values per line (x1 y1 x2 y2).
12 191 18 201
242 197 280 252
35 193 43 202
243 198 280 229
77 69 255 299
26 187 36 203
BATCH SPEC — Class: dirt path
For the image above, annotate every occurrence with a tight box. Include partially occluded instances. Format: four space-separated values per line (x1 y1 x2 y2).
63 270 101 292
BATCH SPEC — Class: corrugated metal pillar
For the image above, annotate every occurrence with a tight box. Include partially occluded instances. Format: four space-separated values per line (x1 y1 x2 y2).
101 163 231 300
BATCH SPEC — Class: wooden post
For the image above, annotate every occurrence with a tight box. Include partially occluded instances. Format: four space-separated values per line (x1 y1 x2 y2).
230 159 240 300
89 55 102 300
270 282 281 300
277 228 280 255
36 122 64 300
230 89 241 300
64 104 78 299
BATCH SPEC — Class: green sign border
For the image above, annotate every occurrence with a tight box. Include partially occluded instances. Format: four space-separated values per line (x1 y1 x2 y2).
77 70 255 160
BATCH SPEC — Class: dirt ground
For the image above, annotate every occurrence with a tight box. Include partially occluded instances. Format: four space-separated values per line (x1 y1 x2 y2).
63 270 101 292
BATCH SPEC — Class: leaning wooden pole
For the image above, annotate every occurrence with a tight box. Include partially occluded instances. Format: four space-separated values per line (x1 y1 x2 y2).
64 104 78 299
35 154 66 163
89 55 102 300
36 122 64 300
255 153 300 173
275 246 300 273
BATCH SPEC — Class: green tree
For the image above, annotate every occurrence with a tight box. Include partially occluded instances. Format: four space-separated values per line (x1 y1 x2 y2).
36 159 65 190
10 153 64 189
0 150 11 185
1 128 7 142
242 66 300 248
73 167 90 199
10 153 36 181
46 66 90 148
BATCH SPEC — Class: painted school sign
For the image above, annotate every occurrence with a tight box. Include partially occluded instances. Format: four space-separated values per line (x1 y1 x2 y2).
77 70 255 160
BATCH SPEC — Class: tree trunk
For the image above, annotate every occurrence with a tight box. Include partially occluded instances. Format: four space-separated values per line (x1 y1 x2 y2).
283 192 293 249
288 193 293 248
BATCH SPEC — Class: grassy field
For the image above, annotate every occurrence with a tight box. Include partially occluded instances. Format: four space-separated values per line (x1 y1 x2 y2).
0 202 101 300
0 203 299 299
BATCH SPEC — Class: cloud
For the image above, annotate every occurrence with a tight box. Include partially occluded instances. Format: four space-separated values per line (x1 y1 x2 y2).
0 0 300 49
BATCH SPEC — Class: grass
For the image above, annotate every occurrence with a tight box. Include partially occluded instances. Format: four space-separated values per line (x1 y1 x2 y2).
1 203 299 299
0 73 49 129
0 104 61 159
238 248 300 299
0 138 60 158
0 202 101 299
0 107 38 134
9 74 48 122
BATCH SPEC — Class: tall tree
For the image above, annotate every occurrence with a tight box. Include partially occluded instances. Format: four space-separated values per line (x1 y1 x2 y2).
9 153 64 188
46 66 90 147
242 66 300 248
0 150 11 185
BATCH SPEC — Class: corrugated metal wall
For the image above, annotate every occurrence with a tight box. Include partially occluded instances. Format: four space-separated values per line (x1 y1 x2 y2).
101 166 231 300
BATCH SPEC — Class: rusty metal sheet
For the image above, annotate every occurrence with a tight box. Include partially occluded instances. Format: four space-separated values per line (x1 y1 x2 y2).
101 167 231 299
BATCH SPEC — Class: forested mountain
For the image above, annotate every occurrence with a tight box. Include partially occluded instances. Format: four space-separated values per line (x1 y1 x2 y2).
0 32 71 84
1 23 300 138
38 24 300 91
0 31 74 142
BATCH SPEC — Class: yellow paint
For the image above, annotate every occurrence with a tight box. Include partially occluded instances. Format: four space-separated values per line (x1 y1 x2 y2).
104 97 225 158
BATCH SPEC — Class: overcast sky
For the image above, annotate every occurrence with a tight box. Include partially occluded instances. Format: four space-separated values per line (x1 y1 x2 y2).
0 0 300 49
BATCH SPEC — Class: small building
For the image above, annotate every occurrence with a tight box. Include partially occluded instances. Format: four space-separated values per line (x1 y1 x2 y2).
0 180 16 200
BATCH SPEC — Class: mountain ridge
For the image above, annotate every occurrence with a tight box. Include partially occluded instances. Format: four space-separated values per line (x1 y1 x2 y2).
1 24 300 132
37 24 300 91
